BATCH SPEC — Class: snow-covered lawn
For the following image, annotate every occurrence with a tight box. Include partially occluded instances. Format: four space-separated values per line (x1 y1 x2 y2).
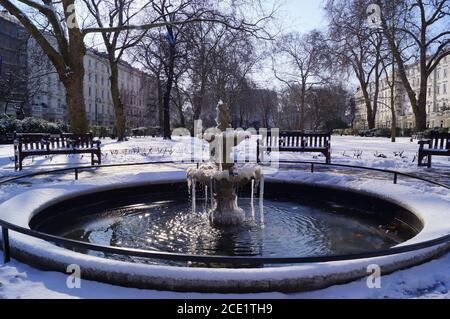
0 135 449 299
2 135 449 175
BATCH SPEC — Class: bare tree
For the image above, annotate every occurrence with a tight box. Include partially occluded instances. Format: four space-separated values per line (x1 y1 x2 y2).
305 84 351 132
277 86 302 130
133 8 191 139
273 30 331 131
134 31 166 130
82 0 154 140
377 0 450 131
258 89 278 128
185 20 229 122
0 0 272 135
326 0 387 129
0 0 91 133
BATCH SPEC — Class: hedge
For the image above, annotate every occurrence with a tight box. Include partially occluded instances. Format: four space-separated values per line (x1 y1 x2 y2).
0 117 68 135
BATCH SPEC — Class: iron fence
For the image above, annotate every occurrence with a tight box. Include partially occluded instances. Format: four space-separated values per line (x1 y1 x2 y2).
1 160 449 266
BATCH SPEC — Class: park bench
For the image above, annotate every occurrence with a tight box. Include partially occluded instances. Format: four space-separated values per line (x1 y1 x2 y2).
418 133 450 168
257 131 331 164
14 132 101 171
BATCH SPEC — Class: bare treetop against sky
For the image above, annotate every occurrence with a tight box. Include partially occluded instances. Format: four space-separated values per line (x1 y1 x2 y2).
251 0 330 88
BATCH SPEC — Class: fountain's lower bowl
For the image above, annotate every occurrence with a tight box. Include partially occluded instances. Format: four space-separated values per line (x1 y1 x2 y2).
30 183 420 263
2 177 449 293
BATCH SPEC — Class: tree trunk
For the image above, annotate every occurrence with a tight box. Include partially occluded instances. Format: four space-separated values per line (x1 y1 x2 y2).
361 85 375 129
391 107 396 143
178 106 185 127
109 61 126 141
162 41 175 140
64 16 88 135
299 85 306 131
157 77 164 129
372 55 381 128
193 79 206 121
380 14 425 132
391 65 396 142
390 74 397 142
415 96 427 131
174 84 185 128
416 71 428 131
16 102 25 120
64 69 88 134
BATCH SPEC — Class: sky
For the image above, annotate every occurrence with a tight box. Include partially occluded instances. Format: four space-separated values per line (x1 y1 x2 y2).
271 0 328 33
251 0 331 89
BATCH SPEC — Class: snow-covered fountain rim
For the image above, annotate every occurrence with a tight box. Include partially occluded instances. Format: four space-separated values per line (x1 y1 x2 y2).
1 169 450 292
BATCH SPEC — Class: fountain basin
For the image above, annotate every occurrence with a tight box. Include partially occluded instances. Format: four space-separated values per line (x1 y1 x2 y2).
30 183 420 264
1 171 450 293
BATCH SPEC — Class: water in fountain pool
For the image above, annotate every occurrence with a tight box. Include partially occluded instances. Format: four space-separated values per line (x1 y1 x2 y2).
34 193 413 266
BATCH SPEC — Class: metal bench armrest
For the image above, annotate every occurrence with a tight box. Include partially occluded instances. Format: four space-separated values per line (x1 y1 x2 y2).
93 138 101 147
418 139 431 147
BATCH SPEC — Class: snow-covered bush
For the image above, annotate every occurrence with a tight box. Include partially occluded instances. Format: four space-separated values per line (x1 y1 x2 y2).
0 116 68 140
424 128 449 138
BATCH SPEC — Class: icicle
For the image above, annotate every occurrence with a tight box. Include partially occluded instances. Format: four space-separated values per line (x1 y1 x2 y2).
192 179 196 213
210 180 214 208
259 174 265 226
204 184 208 211
251 178 255 220
187 178 191 195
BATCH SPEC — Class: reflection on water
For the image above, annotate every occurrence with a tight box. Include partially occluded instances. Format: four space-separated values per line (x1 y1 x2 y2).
37 195 412 266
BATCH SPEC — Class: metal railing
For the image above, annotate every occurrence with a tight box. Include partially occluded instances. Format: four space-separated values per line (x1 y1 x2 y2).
1 160 450 266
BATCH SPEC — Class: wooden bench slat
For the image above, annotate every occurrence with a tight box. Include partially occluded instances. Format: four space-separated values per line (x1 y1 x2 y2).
258 132 331 164
14 132 102 171
418 133 450 168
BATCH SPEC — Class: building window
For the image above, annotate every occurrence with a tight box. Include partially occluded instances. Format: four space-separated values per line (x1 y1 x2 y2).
444 83 447 94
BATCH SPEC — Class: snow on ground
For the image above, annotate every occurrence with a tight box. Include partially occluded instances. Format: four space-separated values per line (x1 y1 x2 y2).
1 248 449 299
0 135 449 299
1 135 449 174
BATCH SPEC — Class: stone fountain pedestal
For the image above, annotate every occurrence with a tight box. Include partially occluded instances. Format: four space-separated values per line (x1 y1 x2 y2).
187 100 262 229
210 178 245 227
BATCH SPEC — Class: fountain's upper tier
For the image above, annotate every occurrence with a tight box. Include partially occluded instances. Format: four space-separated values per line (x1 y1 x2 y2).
187 164 262 186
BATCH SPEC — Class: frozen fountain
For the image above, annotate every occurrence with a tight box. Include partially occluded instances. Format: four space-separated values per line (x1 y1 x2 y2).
187 101 264 227
23 98 425 292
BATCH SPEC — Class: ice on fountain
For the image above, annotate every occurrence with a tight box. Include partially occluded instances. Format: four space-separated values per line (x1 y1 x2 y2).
251 179 255 220
259 174 265 226
187 100 264 227
187 164 261 185
236 164 262 182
